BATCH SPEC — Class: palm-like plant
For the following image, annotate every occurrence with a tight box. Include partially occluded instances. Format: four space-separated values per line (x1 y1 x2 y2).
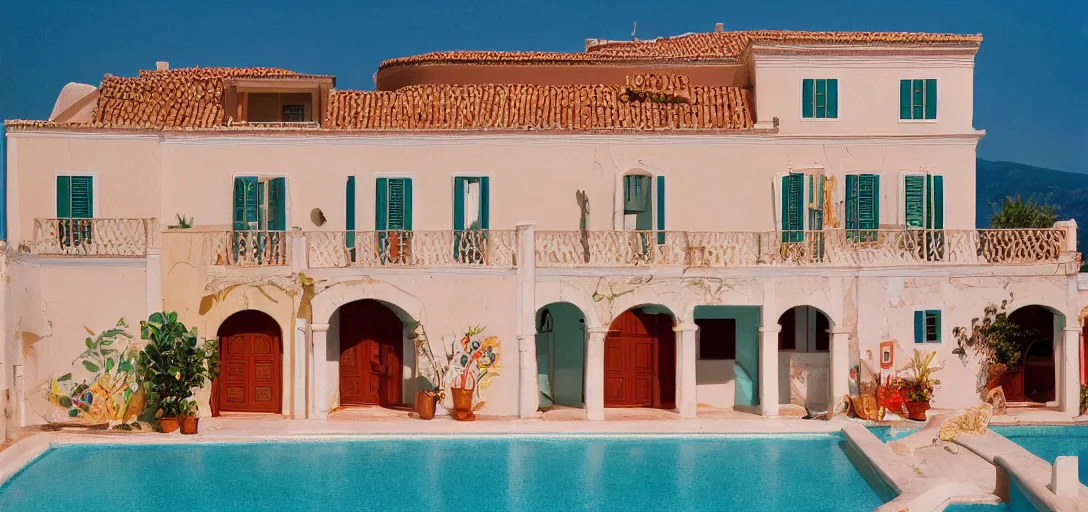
137 312 219 420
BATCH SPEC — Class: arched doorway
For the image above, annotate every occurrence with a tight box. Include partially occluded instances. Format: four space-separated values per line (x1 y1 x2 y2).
604 306 676 409
536 302 586 409
213 310 283 415
1009 305 1060 403
338 299 404 407
777 306 831 412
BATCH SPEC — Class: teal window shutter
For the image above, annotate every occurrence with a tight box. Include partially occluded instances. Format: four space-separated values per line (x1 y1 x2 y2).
387 179 406 230
781 174 804 242
802 79 815 118
929 310 942 342
924 79 937 120
268 177 286 231
912 79 925 120
931 175 944 229
656 175 665 244
814 79 827 118
403 178 413 230
345 176 356 251
70 176 93 218
858 174 878 230
899 80 912 120
233 177 258 230
845 174 858 231
826 79 838 119
479 177 489 230
375 178 388 230
904 175 926 228
914 311 925 343
453 177 466 230
56 176 72 218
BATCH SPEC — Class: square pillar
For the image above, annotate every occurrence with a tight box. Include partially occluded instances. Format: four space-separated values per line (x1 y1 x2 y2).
759 326 781 416
515 222 538 419
145 248 163 316
518 333 539 418
291 318 308 419
310 323 329 419
674 324 698 419
585 327 608 421
829 328 850 408
1061 327 1080 414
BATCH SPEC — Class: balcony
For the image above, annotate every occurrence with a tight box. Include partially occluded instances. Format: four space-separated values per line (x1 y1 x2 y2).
33 218 159 257
534 229 1071 268
307 230 517 268
208 230 291 267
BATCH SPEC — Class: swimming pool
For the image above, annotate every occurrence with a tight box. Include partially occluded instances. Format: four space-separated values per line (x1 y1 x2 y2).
0 434 889 511
992 425 1088 485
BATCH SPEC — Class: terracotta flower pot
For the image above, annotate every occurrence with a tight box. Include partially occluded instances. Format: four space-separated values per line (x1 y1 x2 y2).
416 391 437 420
179 416 199 435
451 387 476 421
905 401 930 422
159 417 180 433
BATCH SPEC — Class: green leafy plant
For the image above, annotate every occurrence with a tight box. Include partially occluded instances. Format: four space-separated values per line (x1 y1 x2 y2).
989 195 1058 229
168 213 194 229
952 301 1029 390
1081 385 1088 416
900 349 942 403
137 311 219 421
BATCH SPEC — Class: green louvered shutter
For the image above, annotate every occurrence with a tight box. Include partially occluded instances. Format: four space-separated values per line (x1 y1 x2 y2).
814 79 827 118
375 178 388 231
899 80 912 120
479 177 490 230
929 310 941 342
70 177 93 218
268 177 286 231
924 79 937 120
56 176 72 218
826 79 838 118
781 174 804 242
656 175 665 244
233 177 258 230
345 176 355 251
930 175 944 229
858 174 878 232
914 311 925 343
802 79 815 118
453 178 466 231
387 179 406 230
904 175 925 228
403 178 413 230
845 174 858 231
912 80 925 120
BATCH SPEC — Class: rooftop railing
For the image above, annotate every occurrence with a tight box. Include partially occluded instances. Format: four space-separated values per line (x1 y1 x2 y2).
33 218 158 257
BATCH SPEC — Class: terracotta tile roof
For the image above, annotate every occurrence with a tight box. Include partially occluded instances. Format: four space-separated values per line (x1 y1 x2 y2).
324 84 754 131
380 30 982 68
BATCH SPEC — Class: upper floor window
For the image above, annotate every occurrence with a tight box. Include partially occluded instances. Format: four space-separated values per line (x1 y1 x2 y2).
233 177 287 231
56 175 93 219
902 173 944 229
376 178 412 231
622 173 666 244
454 177 490 231
802 79 838 119
900 79 937 120
845 174 880 242
777 171 824 243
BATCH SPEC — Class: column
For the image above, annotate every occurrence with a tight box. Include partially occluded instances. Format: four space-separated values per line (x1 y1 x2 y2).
145 247 163 315
515 222 538 419
310 323 329 419
585 327 608 421
292 318 308 419
759 326 781 417
1060 327 1080 414
674 324 698 419
829 328 850 408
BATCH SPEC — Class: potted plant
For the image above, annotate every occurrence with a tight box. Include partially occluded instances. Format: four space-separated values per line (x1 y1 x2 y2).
448 324 502 421
952 301 1027 400
137 311 219 434
900 349 942 421
412 324 447 420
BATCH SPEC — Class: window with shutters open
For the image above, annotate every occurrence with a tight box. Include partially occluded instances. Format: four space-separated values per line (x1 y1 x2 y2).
902 173 944 229
56 175 94 246
454 176 490 263
231 176 287 265
802 79 838 119
914 310 941 343
376 177 413 264
780 173 805 243
900 79 937 120
845 174 880 242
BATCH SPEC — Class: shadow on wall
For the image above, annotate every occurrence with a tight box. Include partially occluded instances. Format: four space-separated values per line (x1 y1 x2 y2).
693 305 760 409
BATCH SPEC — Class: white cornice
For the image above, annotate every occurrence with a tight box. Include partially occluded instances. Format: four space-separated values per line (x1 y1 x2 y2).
752 52 975 69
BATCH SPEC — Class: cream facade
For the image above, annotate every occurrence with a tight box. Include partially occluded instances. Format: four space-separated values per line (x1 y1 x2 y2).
1 29 1084 438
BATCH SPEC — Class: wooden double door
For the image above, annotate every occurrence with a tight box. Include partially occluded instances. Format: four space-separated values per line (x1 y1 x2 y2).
214 311 282 415
339 300 403 406
604 310 675 408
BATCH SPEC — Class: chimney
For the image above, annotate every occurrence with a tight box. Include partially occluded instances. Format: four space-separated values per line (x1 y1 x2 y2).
715 23 724 33
585 38 599 51
156 61 169 71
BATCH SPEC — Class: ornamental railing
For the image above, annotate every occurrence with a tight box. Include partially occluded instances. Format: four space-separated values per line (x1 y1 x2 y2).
33 218 158 257
208 230 291 267
534 229 1069 268
306 230 518 268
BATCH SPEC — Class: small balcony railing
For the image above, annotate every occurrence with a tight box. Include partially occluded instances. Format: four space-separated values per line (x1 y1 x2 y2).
534 229 1069 268
33 218 158 257
208 230 291 267
306 230 517 268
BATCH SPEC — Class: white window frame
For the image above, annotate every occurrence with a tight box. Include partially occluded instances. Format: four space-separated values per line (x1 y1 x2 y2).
614 167 663 232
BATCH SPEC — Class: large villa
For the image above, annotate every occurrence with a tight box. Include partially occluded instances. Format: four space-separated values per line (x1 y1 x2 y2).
0 25 1086 511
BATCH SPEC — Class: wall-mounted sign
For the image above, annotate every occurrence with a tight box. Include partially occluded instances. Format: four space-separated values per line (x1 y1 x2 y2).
879 341 894 370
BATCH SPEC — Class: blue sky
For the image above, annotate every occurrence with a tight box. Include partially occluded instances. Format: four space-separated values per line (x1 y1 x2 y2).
1 0 1085 172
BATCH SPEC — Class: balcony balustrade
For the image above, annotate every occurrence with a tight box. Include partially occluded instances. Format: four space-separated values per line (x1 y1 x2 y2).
306 230 518 268
33 218 158 257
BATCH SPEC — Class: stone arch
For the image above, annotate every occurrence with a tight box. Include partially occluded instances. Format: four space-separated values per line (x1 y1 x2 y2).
212 309 284 416
603 295 683 329
536 288 602 329
603 303 678 410
207 302 293 346
536 301 589 409
613 164 664 230
311 281 425 328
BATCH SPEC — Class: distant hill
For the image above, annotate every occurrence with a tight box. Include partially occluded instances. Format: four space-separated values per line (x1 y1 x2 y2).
976 158 1088 255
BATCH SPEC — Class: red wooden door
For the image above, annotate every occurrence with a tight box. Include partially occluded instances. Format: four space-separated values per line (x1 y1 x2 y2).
216 332 282 414
604 310 675 408
339 300 403 406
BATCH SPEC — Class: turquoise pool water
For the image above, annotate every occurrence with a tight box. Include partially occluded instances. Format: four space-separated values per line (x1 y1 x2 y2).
0 435 888 511
867 426 919 442
993 425 1088 485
